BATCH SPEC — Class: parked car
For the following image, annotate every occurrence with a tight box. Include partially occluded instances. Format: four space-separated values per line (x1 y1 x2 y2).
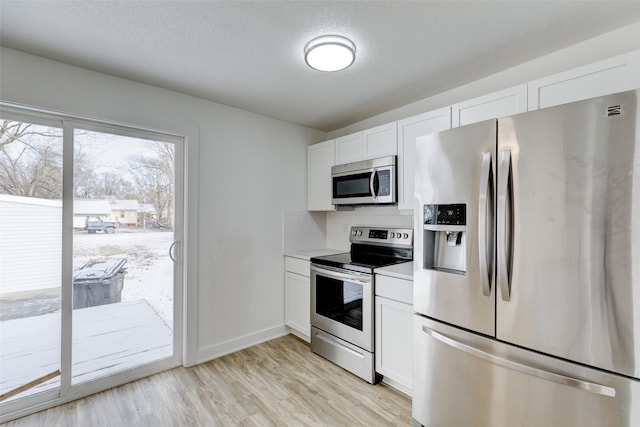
85 216 117 234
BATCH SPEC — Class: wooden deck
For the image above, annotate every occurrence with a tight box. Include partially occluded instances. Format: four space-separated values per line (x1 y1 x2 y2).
0 300 173 400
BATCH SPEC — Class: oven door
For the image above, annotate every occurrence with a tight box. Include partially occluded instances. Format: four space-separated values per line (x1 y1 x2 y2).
311 264 373 351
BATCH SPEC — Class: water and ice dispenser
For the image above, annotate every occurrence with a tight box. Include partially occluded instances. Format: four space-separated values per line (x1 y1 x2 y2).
422 203 467 274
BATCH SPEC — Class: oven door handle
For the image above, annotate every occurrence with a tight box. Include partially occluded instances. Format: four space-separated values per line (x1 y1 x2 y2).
311 265 372 285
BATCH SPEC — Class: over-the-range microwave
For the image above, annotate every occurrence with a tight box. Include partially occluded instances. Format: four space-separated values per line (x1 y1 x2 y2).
331 155 397 206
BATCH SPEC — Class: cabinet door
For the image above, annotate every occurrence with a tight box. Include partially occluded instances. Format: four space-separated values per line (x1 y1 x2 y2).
285 271 310 341
397 107 451 210
334 132 363 165
307 140 335 211
528 50 640 111
375 296 413 395
363 122 397 160
452 84 527 127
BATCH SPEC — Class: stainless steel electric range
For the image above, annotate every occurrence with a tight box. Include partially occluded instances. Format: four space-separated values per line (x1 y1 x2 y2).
310 226 413 383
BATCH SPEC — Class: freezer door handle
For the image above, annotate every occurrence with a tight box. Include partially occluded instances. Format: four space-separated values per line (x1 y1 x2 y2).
478 152 493 297
421 325 616 398
497 149 512 301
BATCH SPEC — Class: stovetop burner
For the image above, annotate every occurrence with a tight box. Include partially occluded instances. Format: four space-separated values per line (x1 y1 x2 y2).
311 226 413 273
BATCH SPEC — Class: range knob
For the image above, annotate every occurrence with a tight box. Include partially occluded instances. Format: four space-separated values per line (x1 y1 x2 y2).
403 233 409 239
390 232 396 238
352 230 357 236
357 230 363 236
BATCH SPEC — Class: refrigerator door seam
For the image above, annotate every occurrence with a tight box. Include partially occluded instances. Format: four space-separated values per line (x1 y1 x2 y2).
421 325 616 398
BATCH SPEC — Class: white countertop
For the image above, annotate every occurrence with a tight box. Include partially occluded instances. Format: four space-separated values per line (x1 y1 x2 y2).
283 248 346 261
375 261 413 281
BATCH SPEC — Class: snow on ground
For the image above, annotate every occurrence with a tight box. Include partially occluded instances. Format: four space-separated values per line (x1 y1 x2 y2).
73 228 175 326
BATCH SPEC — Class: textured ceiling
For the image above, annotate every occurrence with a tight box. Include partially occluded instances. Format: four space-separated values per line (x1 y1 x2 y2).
2 1 640 131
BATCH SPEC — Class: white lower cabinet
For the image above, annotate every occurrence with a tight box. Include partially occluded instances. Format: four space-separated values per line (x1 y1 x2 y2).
375 274 413 395
285 256 310 341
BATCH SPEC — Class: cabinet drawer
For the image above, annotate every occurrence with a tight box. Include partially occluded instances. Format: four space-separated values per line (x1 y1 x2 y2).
285 256 310 277
375 274 413 304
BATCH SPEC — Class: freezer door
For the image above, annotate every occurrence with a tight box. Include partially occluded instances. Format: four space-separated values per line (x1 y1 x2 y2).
413 315 640 427
414 120 496 336
496 90 640 379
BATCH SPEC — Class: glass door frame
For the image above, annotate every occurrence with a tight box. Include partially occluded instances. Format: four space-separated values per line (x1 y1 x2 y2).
0 108 185 421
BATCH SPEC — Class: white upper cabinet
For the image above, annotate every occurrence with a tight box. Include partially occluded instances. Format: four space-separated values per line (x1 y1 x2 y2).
334 132 363 165
363 122 397 159
528 50 640 111
452 84 528 127
334 122 397 165
307 139 335 211
397 107 451 211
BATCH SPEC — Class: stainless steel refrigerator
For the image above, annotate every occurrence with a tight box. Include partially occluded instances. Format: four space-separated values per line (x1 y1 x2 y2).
413 90 640 427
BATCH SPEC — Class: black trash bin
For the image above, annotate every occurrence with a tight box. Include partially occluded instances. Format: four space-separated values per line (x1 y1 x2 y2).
73 258 127 309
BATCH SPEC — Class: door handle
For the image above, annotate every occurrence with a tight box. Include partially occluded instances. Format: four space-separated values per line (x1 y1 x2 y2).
369 169 377 198
422 325 616 398
497 149 512 301
478 152 493 297
169 241 179 263
311 265 371 285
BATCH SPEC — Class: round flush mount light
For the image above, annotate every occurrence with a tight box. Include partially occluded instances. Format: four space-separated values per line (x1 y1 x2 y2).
304 35 356 72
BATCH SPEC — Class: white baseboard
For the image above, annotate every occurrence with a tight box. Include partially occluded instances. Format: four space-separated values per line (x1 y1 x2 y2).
195 324 289 364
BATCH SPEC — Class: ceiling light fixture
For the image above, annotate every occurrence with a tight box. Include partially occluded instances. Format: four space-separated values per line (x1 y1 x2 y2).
304 35 356 72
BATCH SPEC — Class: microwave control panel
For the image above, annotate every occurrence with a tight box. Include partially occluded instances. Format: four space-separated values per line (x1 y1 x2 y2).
376 170 391 196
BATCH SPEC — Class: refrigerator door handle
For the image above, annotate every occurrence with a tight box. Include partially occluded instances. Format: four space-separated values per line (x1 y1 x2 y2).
497 149 512 301
421 325 616 398
478 152 493 297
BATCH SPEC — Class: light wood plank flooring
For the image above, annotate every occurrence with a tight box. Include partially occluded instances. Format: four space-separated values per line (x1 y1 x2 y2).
2 334 412 426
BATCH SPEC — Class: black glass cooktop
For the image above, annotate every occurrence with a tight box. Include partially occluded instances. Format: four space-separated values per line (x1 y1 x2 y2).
311 245 412 274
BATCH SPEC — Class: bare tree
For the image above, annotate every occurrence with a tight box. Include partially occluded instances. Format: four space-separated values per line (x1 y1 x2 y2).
0 120 63 198
129 141 175 225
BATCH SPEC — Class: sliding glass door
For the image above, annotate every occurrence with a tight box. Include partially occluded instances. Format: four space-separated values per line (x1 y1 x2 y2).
0 116 64 404
0 111 183 420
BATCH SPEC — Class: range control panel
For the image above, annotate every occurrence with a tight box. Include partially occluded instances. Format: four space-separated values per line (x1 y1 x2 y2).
350 226 413 248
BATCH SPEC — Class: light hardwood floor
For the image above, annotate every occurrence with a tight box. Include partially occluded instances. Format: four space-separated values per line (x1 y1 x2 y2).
2 334 412 426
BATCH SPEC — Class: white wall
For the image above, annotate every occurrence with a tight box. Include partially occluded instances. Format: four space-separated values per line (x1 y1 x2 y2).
0 47 327 364
327 21 640 138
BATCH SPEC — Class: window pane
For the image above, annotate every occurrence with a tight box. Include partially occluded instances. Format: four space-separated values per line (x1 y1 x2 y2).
71 128 174 384
0 119 63 400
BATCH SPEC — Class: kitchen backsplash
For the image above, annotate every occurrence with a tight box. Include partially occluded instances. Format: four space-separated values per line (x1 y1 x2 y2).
284 208 413 252
282 211 327 252
326 206 413 250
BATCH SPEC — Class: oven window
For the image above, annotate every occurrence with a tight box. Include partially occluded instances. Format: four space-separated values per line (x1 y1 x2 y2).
333 172 372 198
316 275 363 330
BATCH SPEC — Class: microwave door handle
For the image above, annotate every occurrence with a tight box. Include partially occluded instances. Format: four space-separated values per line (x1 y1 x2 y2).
370 169 377 198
